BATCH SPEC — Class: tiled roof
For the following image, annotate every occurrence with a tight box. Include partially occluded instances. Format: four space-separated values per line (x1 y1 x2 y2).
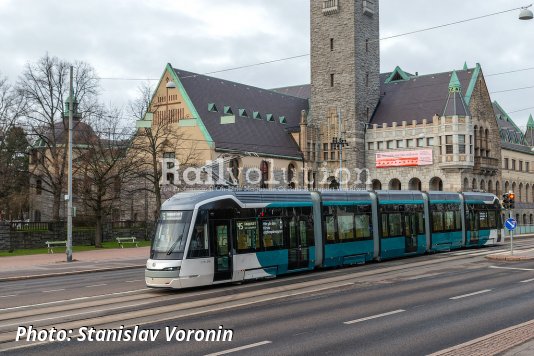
173 68 308 159
371 69 473 125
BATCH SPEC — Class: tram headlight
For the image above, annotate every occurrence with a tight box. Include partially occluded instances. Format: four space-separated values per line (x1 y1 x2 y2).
162 266 181 271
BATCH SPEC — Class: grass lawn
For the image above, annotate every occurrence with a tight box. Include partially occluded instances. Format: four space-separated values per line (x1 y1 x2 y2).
0 240 152 257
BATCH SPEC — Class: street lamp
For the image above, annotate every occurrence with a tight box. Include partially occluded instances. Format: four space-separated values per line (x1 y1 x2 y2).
519 5 533 20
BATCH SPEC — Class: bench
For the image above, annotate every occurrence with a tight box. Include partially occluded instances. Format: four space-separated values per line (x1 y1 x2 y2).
116 237 139 248
45 240 67 254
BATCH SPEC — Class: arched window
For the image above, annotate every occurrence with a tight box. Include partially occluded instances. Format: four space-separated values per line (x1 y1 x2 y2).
388 179 401 191
519 183 524 202
229 158 240 185
480 179 486 191
530 214 533 225
372 179 382 190
523 214 527 225
485 128 490 156
472 178 477 191
512 182 517 195
463 178 469 191
409 178 422 191
496 181 501 196
488 180 493 194
260 160 269 189
287 163 295 189
504 181 510 194
526 184 530 203
430 177 443 191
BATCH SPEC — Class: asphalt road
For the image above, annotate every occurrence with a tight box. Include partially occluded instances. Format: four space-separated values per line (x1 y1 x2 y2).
1 240 534 355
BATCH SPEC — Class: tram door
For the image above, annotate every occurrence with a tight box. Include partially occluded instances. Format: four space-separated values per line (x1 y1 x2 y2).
468 210 479 244
288 218 310 270
211 220 233 281
404 213 418 253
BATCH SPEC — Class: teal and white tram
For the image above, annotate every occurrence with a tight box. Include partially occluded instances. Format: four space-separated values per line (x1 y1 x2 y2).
145 190 502 289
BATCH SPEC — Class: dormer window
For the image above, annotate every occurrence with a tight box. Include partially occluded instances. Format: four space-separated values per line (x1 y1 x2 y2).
223 106 233 115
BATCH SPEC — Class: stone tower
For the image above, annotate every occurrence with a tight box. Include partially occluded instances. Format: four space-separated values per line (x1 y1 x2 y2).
310 0 380 182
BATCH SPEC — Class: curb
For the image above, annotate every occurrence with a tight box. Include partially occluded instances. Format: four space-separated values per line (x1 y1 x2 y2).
0 264 145 283
485 254 534 261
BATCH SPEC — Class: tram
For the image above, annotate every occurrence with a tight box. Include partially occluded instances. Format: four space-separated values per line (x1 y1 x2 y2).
145 190 502 289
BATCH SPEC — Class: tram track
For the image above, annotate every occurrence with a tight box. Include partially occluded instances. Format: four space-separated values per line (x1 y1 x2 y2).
1 239 533 352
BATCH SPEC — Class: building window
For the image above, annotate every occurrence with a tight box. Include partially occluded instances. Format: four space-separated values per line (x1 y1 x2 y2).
427 137 434 146
458 135 466 154
396 140 404 149
330 73 335 87
260 161 269 188
527 162 530 173
36 179 42 195
445 135 453 154
387 140 394 149
368 142 374 150
330 38 334 51
519 161 523 172
504 158 509 170
377 141 384 150
406 139 414 148
417 138 424 147
512 159 516 171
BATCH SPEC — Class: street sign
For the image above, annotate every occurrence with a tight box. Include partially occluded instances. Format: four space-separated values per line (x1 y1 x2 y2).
505 218 517 231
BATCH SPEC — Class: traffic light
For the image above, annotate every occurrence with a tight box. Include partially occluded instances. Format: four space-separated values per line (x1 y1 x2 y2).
509 192 515 210
502 193 510 210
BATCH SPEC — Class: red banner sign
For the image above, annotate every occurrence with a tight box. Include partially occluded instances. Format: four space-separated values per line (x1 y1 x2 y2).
376 149 433 168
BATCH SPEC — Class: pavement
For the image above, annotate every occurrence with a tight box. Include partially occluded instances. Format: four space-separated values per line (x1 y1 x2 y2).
485 246 534 261
0 246 149 282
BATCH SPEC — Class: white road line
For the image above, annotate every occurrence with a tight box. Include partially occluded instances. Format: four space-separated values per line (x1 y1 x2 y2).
520 278 534 283
205 341 272 356
85 284 108 288
0 294 18 298
344 309 406 325
41 289 65 293
450 289 492 300
0 288 148 312
489 266 534 271
125 280 142 283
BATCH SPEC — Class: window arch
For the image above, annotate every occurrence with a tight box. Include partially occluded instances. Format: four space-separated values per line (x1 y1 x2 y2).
388 179 401 191
480 179 486 191
512 182 517 195
488 180 493 194
409 178 422 191
372 179 382 190
472 178 477 191
430 177 443 191
519 183 524 202
526 184 530 203
463 178 469 191
496 181 501 196
485 128 490 156
504 181 510 194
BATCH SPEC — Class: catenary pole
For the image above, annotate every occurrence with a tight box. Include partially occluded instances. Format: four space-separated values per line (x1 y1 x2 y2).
67 66 73 262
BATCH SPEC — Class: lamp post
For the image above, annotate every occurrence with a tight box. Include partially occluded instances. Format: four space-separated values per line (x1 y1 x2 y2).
519 5 534 20
66 66 73 262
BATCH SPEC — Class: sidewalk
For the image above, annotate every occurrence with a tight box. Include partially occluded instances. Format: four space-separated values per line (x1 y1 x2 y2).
0 246 149 282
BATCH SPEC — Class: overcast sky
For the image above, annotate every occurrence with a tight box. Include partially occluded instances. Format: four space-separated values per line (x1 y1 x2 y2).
1 0 533 129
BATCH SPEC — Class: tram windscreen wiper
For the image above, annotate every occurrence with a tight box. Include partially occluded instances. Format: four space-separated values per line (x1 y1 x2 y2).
166 223 187 255
166 234 183 255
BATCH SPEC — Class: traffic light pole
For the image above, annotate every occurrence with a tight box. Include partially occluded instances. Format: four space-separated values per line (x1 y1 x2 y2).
509 209 514 256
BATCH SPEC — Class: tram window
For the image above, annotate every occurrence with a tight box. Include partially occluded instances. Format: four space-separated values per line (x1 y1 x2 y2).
188 224 209 258
444 211 455 231
355 214 371 239
236 219 260 253
388 213 402 236
325 215 336 243
488 211 497 229
381 214 389 238
289 219 298 248
455 211 462 230
337 213 354 241
432 211 444 232
479 211 488 229
262 218 285 249
418 212 425 234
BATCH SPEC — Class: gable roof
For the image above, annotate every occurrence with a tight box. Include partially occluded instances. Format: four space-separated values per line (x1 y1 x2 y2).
493 101 534 154
172 67 308 159
371 68 474 125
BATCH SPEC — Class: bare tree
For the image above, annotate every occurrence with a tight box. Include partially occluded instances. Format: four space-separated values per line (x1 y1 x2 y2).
74 107 141 247
18 54 99 221
128 82 201 219
0 73 28 220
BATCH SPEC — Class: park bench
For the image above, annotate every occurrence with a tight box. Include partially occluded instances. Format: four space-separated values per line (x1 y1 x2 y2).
116 237 139 248
45 240 67 254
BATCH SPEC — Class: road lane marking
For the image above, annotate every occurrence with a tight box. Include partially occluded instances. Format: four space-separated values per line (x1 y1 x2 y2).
0 288 148 312
344 309 406 325
450 289 492 300
205 341 272 356
489 266 534 271
520 278 534 283
0 294 17 298
85 284 108 288
125 280 142 283
41 289 65 293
